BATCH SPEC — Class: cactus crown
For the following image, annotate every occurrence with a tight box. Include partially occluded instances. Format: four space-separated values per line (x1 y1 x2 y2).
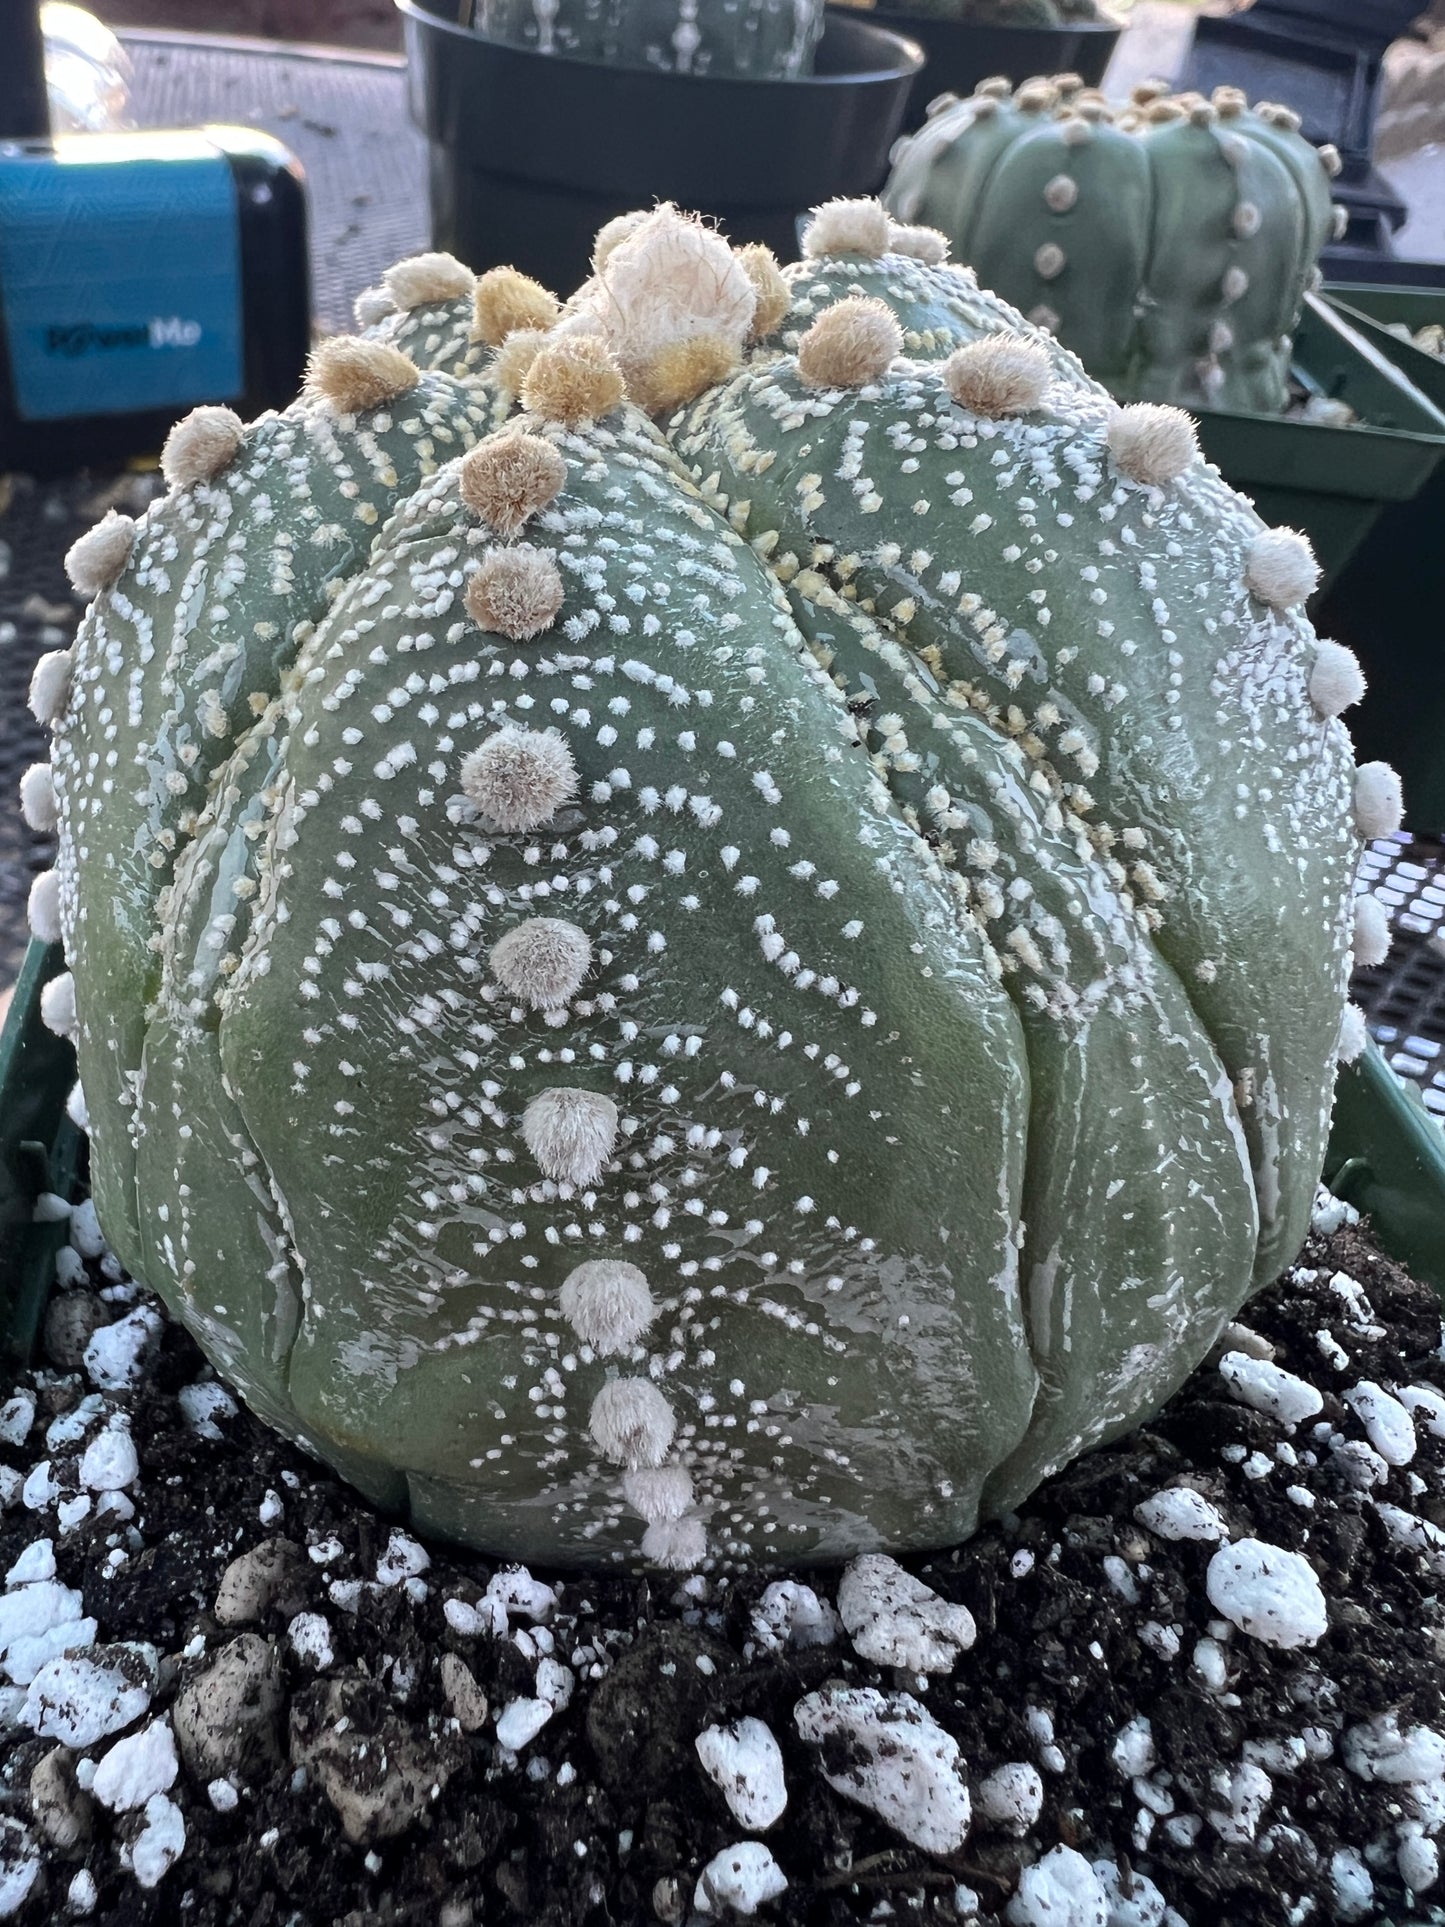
886 78 1341 414
32 202 1385 1573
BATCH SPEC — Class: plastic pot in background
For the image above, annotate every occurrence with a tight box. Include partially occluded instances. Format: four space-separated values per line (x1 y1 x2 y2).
1193 293 1445 595
397 0 924 290
1314 283 1445 832
823 4 1119 138
0 940 78 1372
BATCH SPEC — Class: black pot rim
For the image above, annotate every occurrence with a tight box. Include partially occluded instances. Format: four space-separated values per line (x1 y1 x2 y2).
845 5 1119 38
395 0 926 86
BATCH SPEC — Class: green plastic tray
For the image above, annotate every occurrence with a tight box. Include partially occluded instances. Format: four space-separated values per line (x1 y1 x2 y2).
1315 284 1445 831
3 938 1444 1366
1196 293 1445 590
0 940 80 1368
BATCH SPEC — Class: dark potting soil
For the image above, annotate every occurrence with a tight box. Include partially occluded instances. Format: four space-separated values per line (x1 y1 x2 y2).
0 1189 1442 1927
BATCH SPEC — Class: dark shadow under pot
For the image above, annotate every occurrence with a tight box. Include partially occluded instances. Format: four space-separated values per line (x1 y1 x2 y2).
396 0 924 288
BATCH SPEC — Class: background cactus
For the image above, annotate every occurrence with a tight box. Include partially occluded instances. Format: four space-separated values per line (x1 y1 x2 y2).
464 0 825 77
885 79 1341 414
31 203 1388 1571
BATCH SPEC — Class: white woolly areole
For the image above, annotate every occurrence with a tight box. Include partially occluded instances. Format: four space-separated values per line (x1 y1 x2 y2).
1353 893 1391 968
592 209 651 271
1246 526 1320 608
591 206 757 365
459 726 577 832
19 763 56 833
1337 1004 1369 1065
641 1516 707 1571
622 1463 694 1523
1354 761 1404 841
465 544 565 641
64 510 135 597
66 1080 88 1130
40 971 77 1039
521 1087 619 1185
352 284 396 328
161 406 245 488
559 1258 654 1353
1106 403 1199 487
28 649 73 728
383 250 475 309
944 335 1050 419
490 917 592 1009
797 297 903 391
886 222 949 264
304 335 420 415
589 1376 676 1468
1308 640 1366 718
802 198 892 259
28 870 61 945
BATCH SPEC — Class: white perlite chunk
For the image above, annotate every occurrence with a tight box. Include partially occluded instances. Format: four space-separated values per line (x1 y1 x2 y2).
0 1818 41 1919
1344 1380 1416 1466
749 1580 840 1653
79 1422 139 1492
21 1646 155 1747
695 1718 787 1831
83 1306 162 1390
130 1793 185 1889
975 1762 1044 1835
1330 1848 1375 1921
288 1613 335 1670
178 1381 238 1440
693 1841 789 1917
794 1687 971 1856
0 1580 93 1686
1005 1845 1107 1927
837 1553 976 1674
1092 1859 1170 1927
1217 1353 1323 1429
1343 1713 1445 1785
92 1718 178 1811
375 1530 431 1587
1133 1487 1229 1543
1205 1540 1327 1649
495 1697 555 1750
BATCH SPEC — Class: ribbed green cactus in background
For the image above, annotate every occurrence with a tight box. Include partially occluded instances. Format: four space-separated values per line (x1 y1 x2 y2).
466 0 825 77
885 79 1342 414
29 206 1392 1571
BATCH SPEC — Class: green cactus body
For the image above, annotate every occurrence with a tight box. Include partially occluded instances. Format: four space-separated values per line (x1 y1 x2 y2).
672 340 1353 1499
51 358 497 1281
34 210 1384 1570
471 0 824 77
885 84 1338 413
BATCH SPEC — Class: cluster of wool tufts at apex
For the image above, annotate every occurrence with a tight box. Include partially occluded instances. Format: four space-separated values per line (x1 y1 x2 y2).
885 76 1345 415
26 199 1395 1572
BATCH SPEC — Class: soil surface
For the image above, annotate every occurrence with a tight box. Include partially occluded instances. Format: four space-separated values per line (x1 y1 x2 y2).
0 1184 1443 1925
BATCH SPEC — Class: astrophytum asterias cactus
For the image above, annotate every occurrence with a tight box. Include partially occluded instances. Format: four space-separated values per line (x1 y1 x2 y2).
885 79 1342 414
32 202 1391 1571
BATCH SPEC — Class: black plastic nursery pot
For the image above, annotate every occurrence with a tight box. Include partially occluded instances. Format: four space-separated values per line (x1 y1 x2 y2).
0 941 79 1372
824 4 1120 137
397 0 924 291
4 933 1445 1352
1194 292 1445 593
1312 283 1445 831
